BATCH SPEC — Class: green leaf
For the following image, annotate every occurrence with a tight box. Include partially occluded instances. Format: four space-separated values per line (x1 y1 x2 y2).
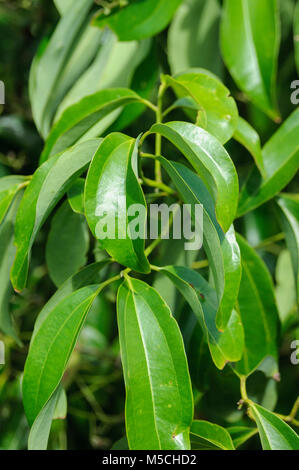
227 426 258 449
23 284 100 426
249 403 299 450
0 175 28 225
46 201 89 287
294 1 299 74
149 121 239 233
276 194 299 300
0 192 23 344
158 159 241 330
159 265 244 370
221 0 280 120
233 118 265 177
235 234 279 377
33 261 110 338
111 436 129 450
238 109 299 216
53 0 74 15
55 33 151 121
10 139 101 292
163 72 238 144
168 0 222 77
117 278 193 450
67 178 85 214
106 42 159 133
93 0 183 41
28 384 63 450
40 89 142 163
275 250 297 328
85 133 150 274
29 0 97 137
190 420 235 450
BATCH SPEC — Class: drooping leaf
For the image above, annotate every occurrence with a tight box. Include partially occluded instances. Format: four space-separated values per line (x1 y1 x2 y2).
158 159 241 330
117 278 193 450
221 0 280 120
276 194 299 300
93 0 183 41
46 201 89 287
85 133 150 274
23 284 100 426
159 266 244 370
234 234 279 377
238 109 299 216
233 118 265 177
67 178 85 215
249 402 299 450
227 426 258 449
0 175 28 225
28 384 63 450
149 122 239 232
29 0 97 137
190 420 235 450
0 192 23 344
162 73 238 144
40 89 142 162
168 0 222 77
10 139 101 292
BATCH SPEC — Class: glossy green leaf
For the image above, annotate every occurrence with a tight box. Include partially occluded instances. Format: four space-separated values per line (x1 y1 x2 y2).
40 89 142 162
149 121 239 233
159 265 244 370
294 1 299 74
235 234 279 377
276 194 299 300
168 0 222 76
190 420 235 450
67 178 85 214
227 426 258 449
0 175 28 225
233 118 265 177
23 284 100 426
29 0 97 137
163 72 238 144
28 384 62 450
158 159 241 330
0 192 23 344
46 201 89 287
93 0 183 41
117 278 193 450
250 402 299 450
221 0 280 120
85 133 150 274
238 109 299 216
10 139 101 292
